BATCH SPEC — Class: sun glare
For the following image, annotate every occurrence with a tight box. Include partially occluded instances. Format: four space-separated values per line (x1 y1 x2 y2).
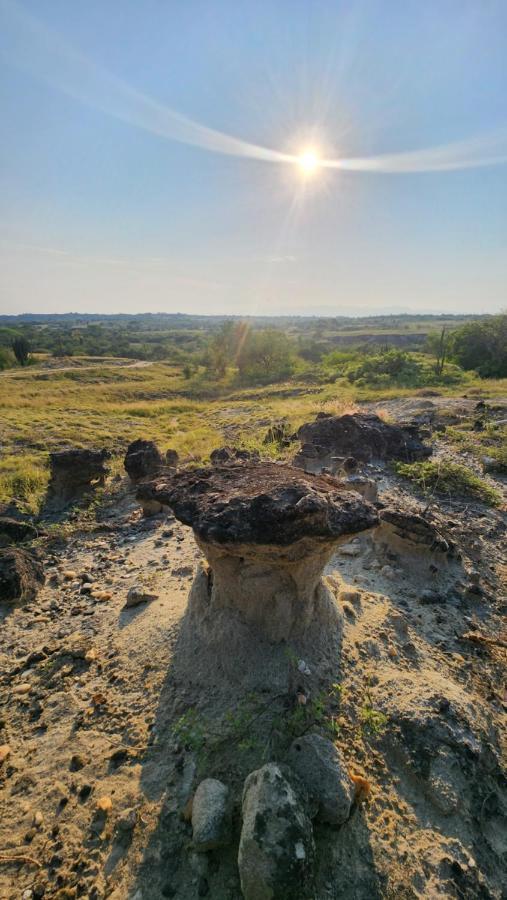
298 149 320 175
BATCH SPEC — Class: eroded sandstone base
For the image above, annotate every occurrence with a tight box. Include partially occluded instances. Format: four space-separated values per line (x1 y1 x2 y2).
193 535 342 643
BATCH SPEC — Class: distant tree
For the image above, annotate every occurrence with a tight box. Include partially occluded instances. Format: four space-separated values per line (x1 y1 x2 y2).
426 327 451 376
205 321 246 377
0 348 15 370
237 328 296 384
12 335 31 366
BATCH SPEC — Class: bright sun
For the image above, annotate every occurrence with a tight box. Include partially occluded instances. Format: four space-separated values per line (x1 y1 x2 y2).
298 149 320 175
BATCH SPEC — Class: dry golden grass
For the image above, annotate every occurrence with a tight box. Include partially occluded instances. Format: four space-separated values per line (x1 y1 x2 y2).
0 359 505 512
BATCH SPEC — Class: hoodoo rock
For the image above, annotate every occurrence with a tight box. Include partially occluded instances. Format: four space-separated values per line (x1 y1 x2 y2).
297 412 432 463
143 461 378 642
124 439 163 482
45 448 110 508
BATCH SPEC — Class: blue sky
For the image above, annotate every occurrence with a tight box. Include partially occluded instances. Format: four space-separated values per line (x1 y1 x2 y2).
1 0 506 316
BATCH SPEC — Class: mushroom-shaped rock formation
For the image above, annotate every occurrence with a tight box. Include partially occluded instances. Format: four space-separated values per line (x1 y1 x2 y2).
297 412 432 463
45 448 110 508
145 462 378 642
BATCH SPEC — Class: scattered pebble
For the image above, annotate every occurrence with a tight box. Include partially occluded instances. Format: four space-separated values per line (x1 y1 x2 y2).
0 743 11 764
125 585 159 608
96 795 112 814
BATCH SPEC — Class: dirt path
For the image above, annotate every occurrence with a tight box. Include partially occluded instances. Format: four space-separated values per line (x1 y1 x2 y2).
0 359 153 379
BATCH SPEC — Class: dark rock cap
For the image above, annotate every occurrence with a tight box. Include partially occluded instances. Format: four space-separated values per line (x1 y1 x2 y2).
124 439 162 482
49 448 110 471
141 461 379 546
379 508 451 553
297 412 432 462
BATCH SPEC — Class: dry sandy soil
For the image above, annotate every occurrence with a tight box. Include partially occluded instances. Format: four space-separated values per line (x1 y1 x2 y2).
0 398 506 900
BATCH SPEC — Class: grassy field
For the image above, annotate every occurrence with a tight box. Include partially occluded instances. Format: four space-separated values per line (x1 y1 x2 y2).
1 357 506 512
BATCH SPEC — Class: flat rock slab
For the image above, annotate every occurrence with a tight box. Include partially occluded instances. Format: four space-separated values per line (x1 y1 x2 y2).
140 462 379 546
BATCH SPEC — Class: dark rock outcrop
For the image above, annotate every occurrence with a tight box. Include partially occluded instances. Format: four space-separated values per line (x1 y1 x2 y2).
46 448 110 507
124 439 163 482
0 517 38 547
297 412 431 462
209 446 258 465
0 547 45 604
379 509 454 555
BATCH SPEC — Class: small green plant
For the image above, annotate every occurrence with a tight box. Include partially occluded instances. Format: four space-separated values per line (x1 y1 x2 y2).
173 708 208 753
360 702 388 736
395 459 501 506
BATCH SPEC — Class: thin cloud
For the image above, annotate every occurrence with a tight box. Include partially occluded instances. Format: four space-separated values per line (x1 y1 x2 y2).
1 0 507 175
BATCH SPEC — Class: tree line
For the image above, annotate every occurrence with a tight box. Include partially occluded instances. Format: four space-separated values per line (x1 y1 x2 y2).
0 314 505 382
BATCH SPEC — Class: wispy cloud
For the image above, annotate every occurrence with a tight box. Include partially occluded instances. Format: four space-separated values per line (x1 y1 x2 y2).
1 0 507 175
0 235 231 289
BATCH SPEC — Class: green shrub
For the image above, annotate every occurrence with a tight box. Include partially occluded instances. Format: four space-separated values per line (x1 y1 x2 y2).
451 314 507 378
395 459 501 506
347 349 420 385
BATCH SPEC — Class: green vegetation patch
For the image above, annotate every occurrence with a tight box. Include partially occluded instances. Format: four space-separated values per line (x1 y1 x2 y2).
0 453 49 512
446 423 507 471
395 459 501 506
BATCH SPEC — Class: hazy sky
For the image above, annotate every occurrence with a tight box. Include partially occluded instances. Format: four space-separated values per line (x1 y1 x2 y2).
1 0 506 317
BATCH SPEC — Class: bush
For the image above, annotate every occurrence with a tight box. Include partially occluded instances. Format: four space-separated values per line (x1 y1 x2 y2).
395 459 501 506
347 350 422 385
451 314 507 378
